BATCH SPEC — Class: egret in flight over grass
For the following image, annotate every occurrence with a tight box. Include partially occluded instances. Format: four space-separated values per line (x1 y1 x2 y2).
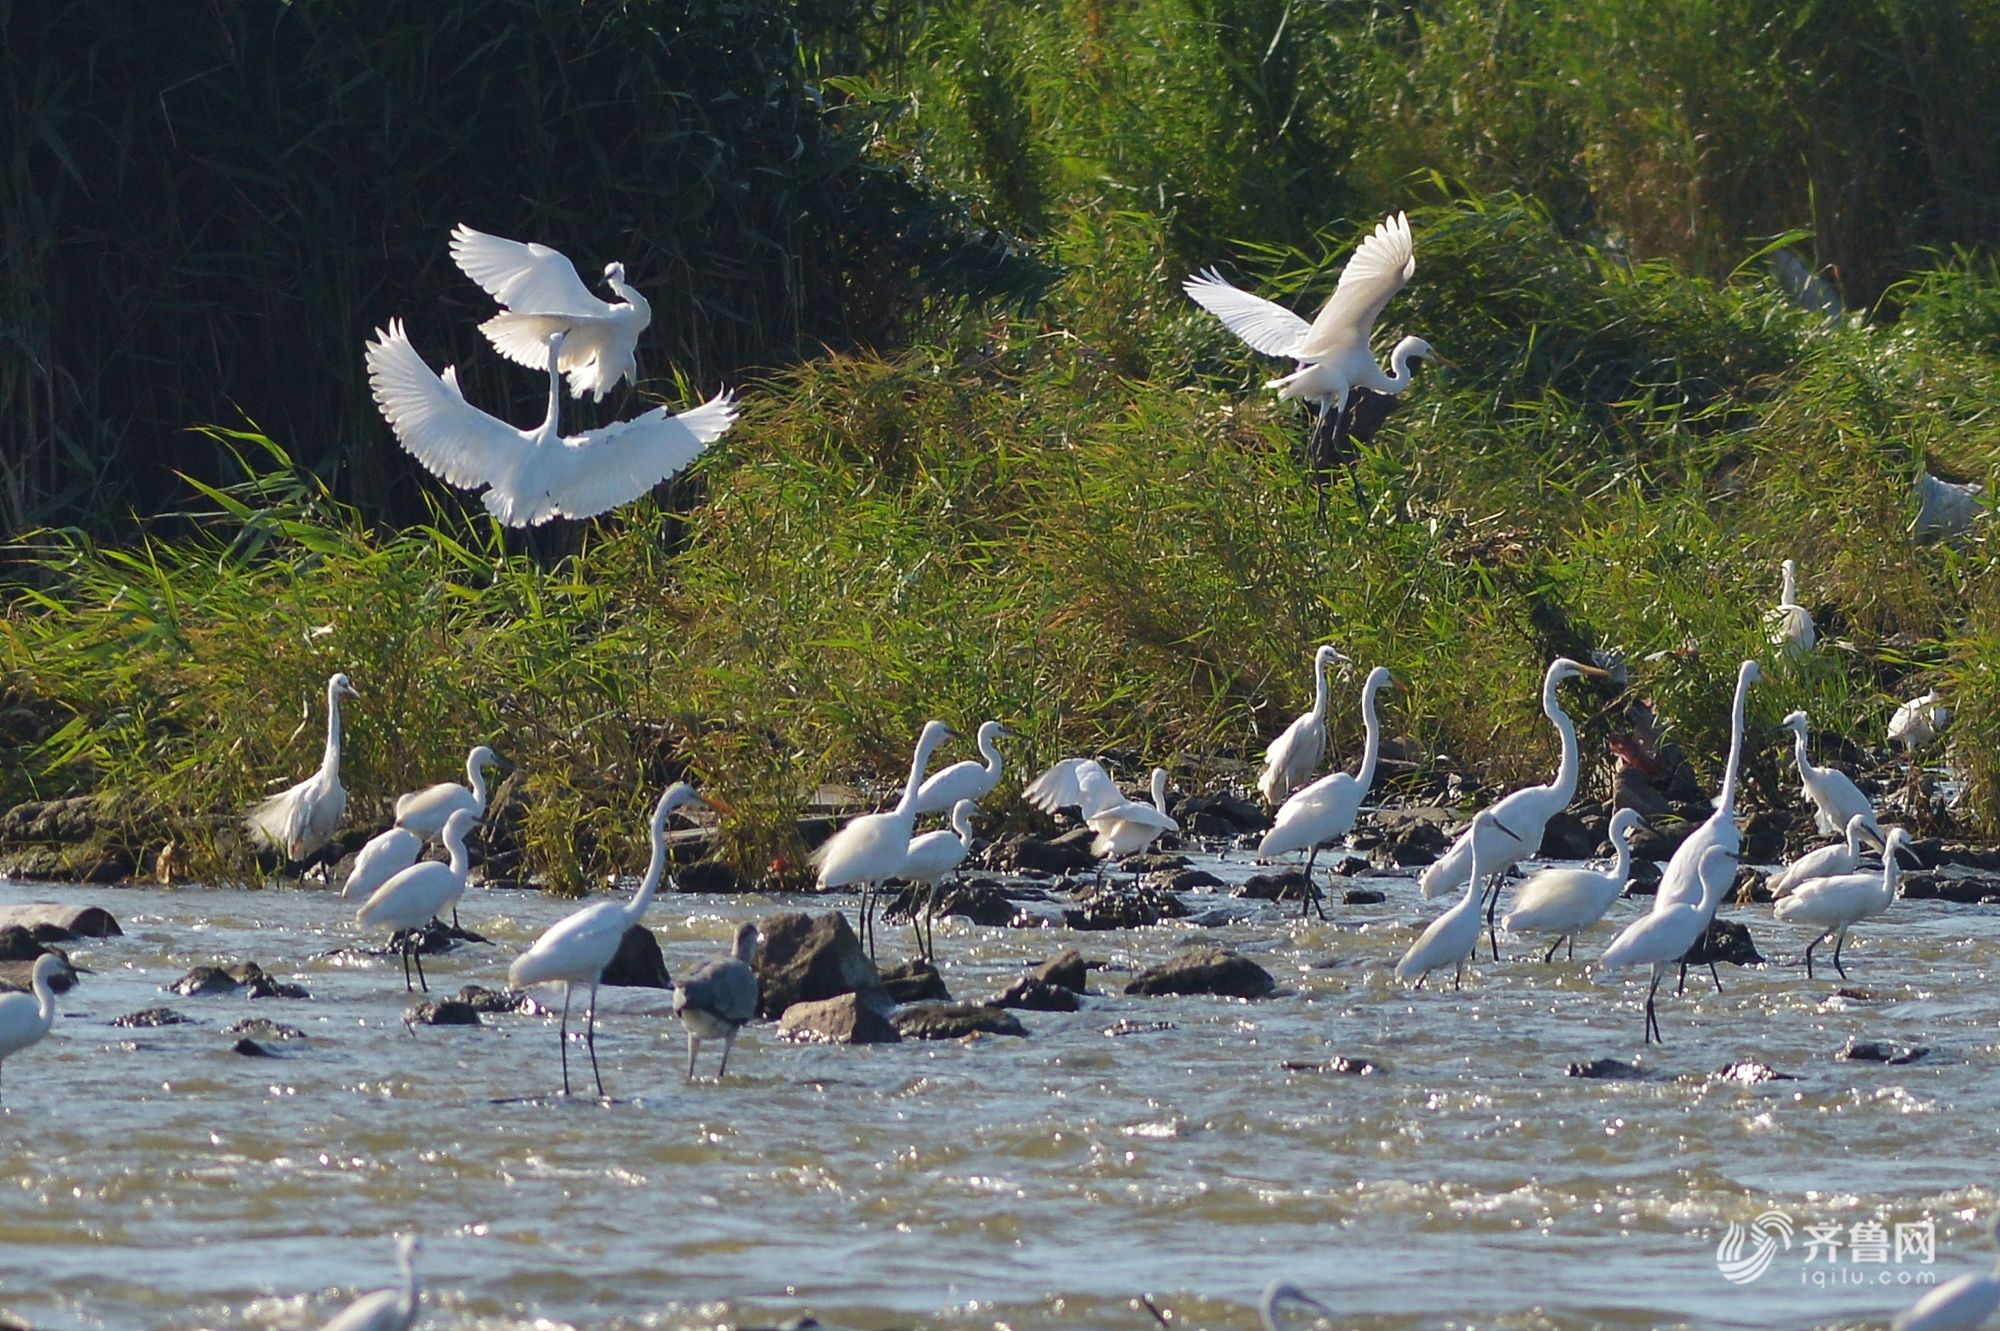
395 745 502 841
1765 558 1815 655
245 672 360 870
910 720 1010 815
813 720 958 959
1501 806 1644 961
672 920 760 1080
1257 665 1394 918
365 320 736 527
318 1235 420 1331
1773 825 1912 979
450 224 652 401
1257 645 1346 808
356 808 478 993
1779 710 1882 843
0 953 64 1104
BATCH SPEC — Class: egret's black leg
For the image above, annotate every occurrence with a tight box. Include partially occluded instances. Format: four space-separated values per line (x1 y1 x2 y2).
585 980 603 1098
1644 967 1664 1045
412 944 428 994
558 983 574 1096
1542 935 1562 964
1832 929 1849 980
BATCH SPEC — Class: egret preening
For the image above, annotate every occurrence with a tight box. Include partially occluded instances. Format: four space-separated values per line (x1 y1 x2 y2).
1765 559 1815 655
395 745 502 841
340 825 425 902
911 720 1009 815
671 920 760 1080
813 720 958 959
1022 757 1122 818
1779 710 1882 843
1653 659 1762 994
1397 810 1512 990
510 783 708 1096
356 808 478 993
245 672 360 869
1600 843 1736 1044
897 798 978 961
0 953 64 1103
1889 690 1951 752
1259 1280 1336 1331
1766 812 1873 900
1257 666 1394 918
449 224 652 401
1773 825 1912 979
1086 767 1179 860
319 1234 421 1331
1892 1215 2000 1331
1501 807 1644 961
365 320 736 527
1257 645 1347 808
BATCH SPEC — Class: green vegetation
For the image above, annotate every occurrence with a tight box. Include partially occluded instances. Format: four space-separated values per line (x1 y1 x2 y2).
5 1 2000 885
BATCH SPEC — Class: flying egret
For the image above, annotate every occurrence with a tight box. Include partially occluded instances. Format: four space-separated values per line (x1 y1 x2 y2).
1501 807 1644 961
1892 1215 2000 1331
671 920 760 1080
1397 810 1512 990
1257 666 1394 918
449 224 652 401
356 809 478 993
1600 843 1736 1044
1767 812 1873 900
1087 767 1179 860
897 798 978 961
510 783 708 1096
395 745 502 841
0 953 64 1103
813 721 958 958
1765 559 1815 655
910 721 1010 815
1653 659 1762 994
1889 690 1951 752
365 320 736 527
1774 826 1912 978
1779 710 1882 843
1259 1280 1336 1331
340 825 425 902
245 672 360 869
1023 757 1123 818
319 1235 421 1331
1257 645 1348 808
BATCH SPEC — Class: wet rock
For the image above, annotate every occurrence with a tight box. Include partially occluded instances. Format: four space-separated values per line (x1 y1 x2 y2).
877 958 950 1004
1342 888 1387 906
672 859 743 893
1612 767 1674 820
601 925 670 988
1567 1057 1655 1080
0 904 122 938
1032 949 1089 993
880 878 1018 928
753 911 890 1019
1119 853 1189 876
990 829 1099 874
893 1002 1029 1040
1175 790 1269 837
1124 947 1275 999
1621 857 1665 897
0 926 46 961
1740 810 1790 864
230 1037 279 1058
1063 881 1188 930
1540 810 1603 861
1281 1056 1380 1075
455 984 531 1014
225 1017 304 1040
1840 1039 1930 1065
1234 869 1313 903
407 998 482 1026
1713 1059 1797 1083
239 964 310 1000
1626 821 1695 866
1103 1018 1176 1037
167 962 308 999
990 976 1080 1011
113 1006 194 1029
1161 868 1224 893
1361 808 1451 868
777 992 901 1045
1683 917 1762 967
1899 867 2000 905
1932 842 2000 872
169 965 239 997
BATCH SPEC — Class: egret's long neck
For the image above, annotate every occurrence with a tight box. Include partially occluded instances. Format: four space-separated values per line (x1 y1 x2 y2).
1790 725 1817 780
1717 669 1753 815
32 968 55 1026
467 758 491 812
1385 337 1425 391
894 733 946 822
322 686 344 780
978 728 1004 779
951 805 975 847
1780 564 1797 603
1608 827 1633 884
628 812 671 923
1543 674 1580 801
1881 844 1903 900
444 823 472 879
1459 835 1487 906
399 1253 420 1326
540 340 564 439
1352 679 1387 793
1309 654 1332 721
1151 771 1170 816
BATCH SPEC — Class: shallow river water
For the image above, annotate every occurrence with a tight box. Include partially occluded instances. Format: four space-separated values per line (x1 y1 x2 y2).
0 847 1993 1331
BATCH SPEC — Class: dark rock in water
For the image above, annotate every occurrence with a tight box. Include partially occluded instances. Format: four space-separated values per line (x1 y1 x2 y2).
1362 808 1451 868
1840 1039 1930 1064
1567 1057 1654 1080
167 962 307 999
231 1037 279 1058
1713 1059 1797 1083
1626 821 1695 865
397 920 487 956
1235 869 1312 903
777 992 901 1045
0 926 44 961
1622 857 1665 897
1932 842 2000 872
169 965 239 997
877 958 950 1004
1740 810 1789 864
1683 917 1762 967
672 859 742 893
1176 790 1269 836
1102 1018 1176 1037
1900 867 2000 905
601 925 670 988
1342 888 1386 906
753 911 890 1019
1832 987 1890 1003
992 828 1099 874
1612 767 1674 820
990 976 1080 1011
880 878 1017 928
1122 853 1189 874
407 999 481 1026
226 1017 304 1040
1282 1056 1380 1075
238 963 310 1000
1124 947 1275 999
893 1002 1029 1040
113 1006 194 1029
1063 881 1188 930
456 985 532 1014
1540 810 1603 861
1162 868 1224 893
1033 949 1089 993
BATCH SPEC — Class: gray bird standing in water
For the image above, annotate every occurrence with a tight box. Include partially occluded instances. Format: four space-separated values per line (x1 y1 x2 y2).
672 921 759 1079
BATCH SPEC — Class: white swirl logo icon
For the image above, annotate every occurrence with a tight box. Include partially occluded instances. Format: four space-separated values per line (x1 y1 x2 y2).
1717 1210 1794 1284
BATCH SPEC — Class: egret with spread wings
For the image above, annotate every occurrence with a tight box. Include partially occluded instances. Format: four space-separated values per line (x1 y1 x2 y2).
449 224 651 401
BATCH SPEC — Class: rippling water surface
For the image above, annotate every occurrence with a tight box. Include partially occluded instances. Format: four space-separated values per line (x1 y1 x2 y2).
0 849 1994 1331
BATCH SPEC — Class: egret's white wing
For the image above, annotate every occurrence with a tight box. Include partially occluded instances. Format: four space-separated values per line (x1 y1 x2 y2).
365 321 530 492
449 224 607 319
1023 759 1089 813
535 391 737 521
479 311 625 376
1183 269 1313 358
509 900 628 987
1293 212 1416 361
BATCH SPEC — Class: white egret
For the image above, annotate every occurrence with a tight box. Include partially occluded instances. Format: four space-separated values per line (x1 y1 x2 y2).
1653 659 1762 994
1256 645 1347 808
1889 690 1951 752
1765 558 1815 654
1396 810 1511 990
1259 1280 1336 1331
1087 767 1179 860
1022 757 1123 818
365 320 736 527
671 920 760 1080
813 720 958 958
0 953 63 1103
510 783 707 1096
395 744 502 841
897 798 978 961
340 826 424 902
1600 843 1736 1044
1910 470 1986 544
911 720 1010 815
356 809 477 993
245 672 360 868
1257 665 1394 918
1766 812 1872 900
1501 807 1644 961
1893 1215 2000 1331
319 1235 421 1331
1184 213 1440 435
1774 826 1911 979
449 223 652 401
1779 710 1882 842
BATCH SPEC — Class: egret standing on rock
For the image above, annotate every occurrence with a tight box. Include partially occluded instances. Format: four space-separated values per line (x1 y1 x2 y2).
1087 767 1179 862
897 798 978 962
1779 710 1882 843
318 1235 421 1331
1600 843 1736 1044
449 224 652 401
813 721 958 959
357 809 478 993
1257 665 1394 918
1501 807 1644 961
672 921 760 1080
509 783 710 1096
1767 812 1873 900
1397 810 1512 990
0 953 64 1104
395 745 502 841
1257 645 1347 808
245 672 360 870
911 721 1010 815
1774 826 1912 979
1765 558 1815 655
